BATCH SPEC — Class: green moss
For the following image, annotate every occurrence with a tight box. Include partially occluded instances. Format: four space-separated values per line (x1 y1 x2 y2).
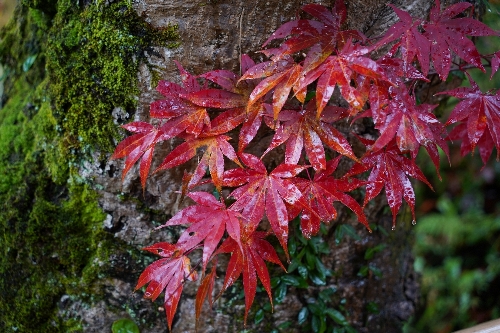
0 0 179 331
46 0 179 152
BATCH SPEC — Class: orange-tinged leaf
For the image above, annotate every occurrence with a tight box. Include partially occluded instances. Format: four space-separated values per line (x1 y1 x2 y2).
272 64 302 119
195 265 217 328
156 135 240 191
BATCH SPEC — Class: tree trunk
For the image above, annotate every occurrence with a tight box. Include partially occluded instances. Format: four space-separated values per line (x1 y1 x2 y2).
0 0 465 332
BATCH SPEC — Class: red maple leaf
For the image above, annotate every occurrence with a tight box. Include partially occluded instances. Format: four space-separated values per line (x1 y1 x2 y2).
261 1 364 75
262 101 357 171
422 0 498 80
491 51 500 79
344 139 433 227
261 3 342 61
188 55 274 152
366 85 449 174
288 156 369 238
223 153 307 256
155 134 241 191
195 264 217 328
111 62 218 189
215 229 285 324
135 242 197 331
157 192 242 270
298 39 392 115
448 123 495 166
110 121 164 189
151 62 212 138
377 4 430 76
239 57 302 119
378 1 498 80
441 74 500 164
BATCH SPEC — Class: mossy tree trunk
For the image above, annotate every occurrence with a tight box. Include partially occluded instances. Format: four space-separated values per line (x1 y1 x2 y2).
0 0 467 332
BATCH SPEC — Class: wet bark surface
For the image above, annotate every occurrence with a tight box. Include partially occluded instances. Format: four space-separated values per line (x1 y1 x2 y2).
71 0 464 332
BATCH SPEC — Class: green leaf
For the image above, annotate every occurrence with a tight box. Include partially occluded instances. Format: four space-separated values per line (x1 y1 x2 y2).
325 308 348 326
254 308 265 325
314 256 329 279
271 276 280 288
297 276 310 288
310 272 326 285
369 264 382 278
275 282 288 303
308 302 324 316
335 224 361 244
305 91 316 103
289 238 297 256
345 325 358 333
263 302 272 312
298 307 309 325
298 265 309 279
366 301 379 314
288 258 300 273
318 288 335 302
357 265 369 277
278 321 292 329
364 244 387 260
306 250 316 270
111 318 140 333
373 224 389 237
281 275 301 287
319 315 327 333
23 54 38 72
309 236 322 254
312 315 320 333
341 224 361 241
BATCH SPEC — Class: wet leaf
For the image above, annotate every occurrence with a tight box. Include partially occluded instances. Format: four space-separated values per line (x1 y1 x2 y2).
111 319 140 333
216 230 285 324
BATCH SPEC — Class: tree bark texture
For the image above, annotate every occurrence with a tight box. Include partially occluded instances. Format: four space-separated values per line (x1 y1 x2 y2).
95 1 435 332
0 0 467 332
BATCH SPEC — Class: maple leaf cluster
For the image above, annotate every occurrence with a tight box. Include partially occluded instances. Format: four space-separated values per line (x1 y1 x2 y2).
111 0 500 329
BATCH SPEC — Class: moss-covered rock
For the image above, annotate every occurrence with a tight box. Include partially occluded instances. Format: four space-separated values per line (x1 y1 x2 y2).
0 0 178 331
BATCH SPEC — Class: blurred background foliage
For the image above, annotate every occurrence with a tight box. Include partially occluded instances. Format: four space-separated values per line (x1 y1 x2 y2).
406 2 500 332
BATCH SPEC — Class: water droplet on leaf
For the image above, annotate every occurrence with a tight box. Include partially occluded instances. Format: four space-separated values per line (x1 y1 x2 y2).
412 220 416 225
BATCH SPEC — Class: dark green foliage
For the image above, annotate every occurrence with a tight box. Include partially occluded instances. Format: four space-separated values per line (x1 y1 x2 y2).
268 220 357 333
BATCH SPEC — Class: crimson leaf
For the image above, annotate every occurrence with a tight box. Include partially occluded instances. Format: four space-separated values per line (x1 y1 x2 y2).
223 153 307 257
135 243 197 331
344 139 433 227
216 229 285 324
